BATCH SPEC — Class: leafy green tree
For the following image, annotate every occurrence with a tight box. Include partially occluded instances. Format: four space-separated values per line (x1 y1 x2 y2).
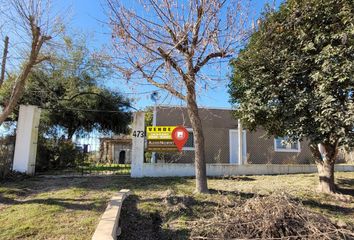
229 0 354 193
1 37 132 139
144 106 153 127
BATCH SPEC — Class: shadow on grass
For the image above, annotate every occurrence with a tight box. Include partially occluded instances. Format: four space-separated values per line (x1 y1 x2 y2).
76 176 191 193
0 176 191 198
337 178 354 186
336 187 354 196
118 189 262 240
336 178 354 196
0 194 107 211
209 176 256 181
119 195 190 240
140 195 219 222
209 189 258 199
301 199 354 214
291 177 354 217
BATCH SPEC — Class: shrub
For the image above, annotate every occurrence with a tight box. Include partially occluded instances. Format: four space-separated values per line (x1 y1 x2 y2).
36 137 86 171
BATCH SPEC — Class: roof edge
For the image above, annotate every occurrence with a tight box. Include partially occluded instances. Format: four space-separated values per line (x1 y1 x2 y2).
154 104 235 111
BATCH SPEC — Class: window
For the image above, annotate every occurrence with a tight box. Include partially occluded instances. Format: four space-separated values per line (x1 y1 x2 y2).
274 137 300 152
183 129 194 150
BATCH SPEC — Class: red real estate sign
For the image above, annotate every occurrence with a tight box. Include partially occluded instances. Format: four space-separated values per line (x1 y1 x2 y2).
146 126 189 152
171 126 189 152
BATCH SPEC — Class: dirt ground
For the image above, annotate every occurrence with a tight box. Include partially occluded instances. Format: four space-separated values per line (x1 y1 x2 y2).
119 172 354 240
0 172 353 240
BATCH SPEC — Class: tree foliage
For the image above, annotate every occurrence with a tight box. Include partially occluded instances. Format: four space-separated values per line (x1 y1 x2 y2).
0 37 132 139
229 0 354 193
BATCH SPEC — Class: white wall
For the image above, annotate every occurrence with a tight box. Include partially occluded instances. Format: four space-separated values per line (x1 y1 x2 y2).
139 163 354 177
130 112 145 177
13 105 41 175
129 110 354 178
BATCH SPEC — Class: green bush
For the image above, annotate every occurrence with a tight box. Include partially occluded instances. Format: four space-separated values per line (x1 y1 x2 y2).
36 137 86 171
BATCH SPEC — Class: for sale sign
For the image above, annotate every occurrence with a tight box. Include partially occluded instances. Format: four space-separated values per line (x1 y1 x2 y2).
146 126 176 140
146 126 188 152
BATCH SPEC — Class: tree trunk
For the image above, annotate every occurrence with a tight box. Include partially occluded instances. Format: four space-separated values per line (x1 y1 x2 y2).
67 129 75 141
313 143 337 193
0 60 35 124
0 20 51 125
316 160 335 193
186 83 208 193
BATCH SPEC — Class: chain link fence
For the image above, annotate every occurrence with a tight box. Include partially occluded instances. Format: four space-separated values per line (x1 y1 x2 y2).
0 122 16 179
36 132 131 176
35 108 131 176
148 139 354 165
0 136 15 178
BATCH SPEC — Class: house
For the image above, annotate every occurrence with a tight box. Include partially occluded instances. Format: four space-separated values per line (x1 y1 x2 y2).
99 135 132 164
154 106 314 164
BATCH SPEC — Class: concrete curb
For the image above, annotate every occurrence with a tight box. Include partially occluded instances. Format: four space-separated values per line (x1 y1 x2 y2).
92 189 131 240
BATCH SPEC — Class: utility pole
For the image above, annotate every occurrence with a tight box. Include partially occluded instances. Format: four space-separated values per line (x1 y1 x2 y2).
150 91 159 163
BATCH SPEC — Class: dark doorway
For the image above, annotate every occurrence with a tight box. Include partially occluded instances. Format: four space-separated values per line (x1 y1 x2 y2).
119 151 126 164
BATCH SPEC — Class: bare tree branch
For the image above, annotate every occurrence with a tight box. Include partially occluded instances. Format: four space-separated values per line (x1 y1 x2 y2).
0 0 60 124
194 51 229 73
157 47 187 81
106 0 250 193
136 63 185 100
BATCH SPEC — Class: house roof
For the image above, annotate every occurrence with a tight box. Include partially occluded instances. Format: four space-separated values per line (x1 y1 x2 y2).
154 104 235 111
99 135 132 144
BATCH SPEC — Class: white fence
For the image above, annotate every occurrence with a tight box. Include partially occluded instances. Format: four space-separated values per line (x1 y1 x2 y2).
130 112 354 178
136 163 354 177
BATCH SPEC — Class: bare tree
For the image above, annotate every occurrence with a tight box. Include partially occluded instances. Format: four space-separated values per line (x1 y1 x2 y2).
106 0 249 193
0 0 61 124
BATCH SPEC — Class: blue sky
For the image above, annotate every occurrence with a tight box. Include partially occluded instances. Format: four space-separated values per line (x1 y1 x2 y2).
56 0 283 110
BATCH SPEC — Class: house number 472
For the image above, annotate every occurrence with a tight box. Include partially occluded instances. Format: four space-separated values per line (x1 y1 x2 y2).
132 130 145 137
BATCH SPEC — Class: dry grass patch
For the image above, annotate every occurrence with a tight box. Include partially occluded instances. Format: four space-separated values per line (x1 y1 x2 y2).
0 172 353 239
190 194 353 239
120 172 354 240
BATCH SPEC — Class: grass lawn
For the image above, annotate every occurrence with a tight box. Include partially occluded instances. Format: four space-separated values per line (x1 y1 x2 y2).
36 163 131 176
0 172 353 239
83 163 131 174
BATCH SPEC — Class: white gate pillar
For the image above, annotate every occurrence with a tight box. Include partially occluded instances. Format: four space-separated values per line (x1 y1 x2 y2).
131 112 145 177
238 119 244 165
13 105 41 175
